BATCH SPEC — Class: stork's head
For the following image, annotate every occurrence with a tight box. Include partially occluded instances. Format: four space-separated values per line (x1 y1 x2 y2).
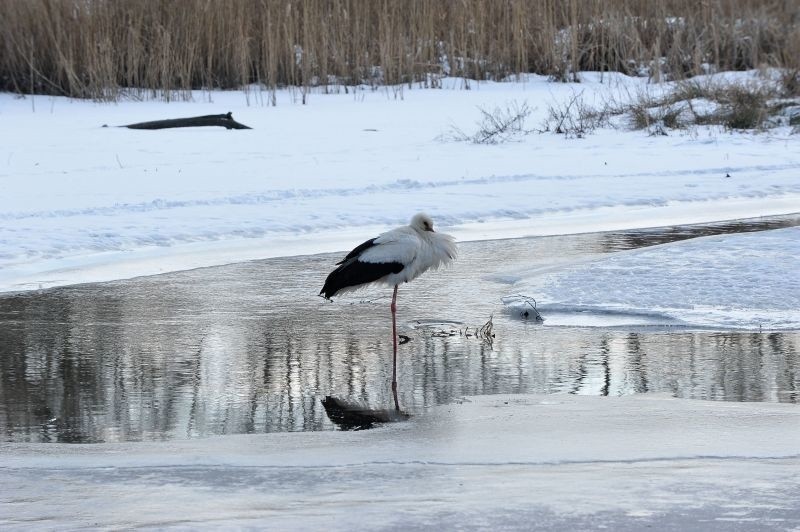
411 212 435 232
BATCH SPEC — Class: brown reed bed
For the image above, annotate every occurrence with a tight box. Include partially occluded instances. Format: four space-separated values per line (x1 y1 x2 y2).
1 0 798 101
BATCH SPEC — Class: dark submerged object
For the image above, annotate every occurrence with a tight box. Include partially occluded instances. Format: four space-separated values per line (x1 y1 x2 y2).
120 112 252 130
322 396 409 430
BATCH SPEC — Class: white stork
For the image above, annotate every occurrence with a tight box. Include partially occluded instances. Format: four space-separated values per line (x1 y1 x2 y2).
320 213 457 411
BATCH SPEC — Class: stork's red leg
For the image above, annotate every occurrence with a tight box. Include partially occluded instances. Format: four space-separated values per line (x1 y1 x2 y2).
391 285 400 411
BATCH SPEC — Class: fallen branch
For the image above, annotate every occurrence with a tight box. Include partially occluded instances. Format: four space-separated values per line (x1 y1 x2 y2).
113 112 252 130
428 315 495 347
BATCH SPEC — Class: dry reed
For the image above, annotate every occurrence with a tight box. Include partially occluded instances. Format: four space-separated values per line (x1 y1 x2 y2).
1 0 798 101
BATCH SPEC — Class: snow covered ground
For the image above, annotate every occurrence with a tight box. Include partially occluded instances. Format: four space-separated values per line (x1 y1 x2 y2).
2 394 799 530
1 71 799 293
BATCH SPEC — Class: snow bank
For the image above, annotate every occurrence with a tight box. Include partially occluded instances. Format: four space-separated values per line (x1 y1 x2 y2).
505 226 800 330
1 394 798 529
2 72 799 292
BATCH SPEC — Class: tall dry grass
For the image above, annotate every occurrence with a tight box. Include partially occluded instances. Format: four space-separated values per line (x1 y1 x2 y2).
1 0 798 101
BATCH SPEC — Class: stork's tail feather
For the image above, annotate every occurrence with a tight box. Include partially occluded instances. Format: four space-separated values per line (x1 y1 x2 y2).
320 264 348 299
319 280 337 300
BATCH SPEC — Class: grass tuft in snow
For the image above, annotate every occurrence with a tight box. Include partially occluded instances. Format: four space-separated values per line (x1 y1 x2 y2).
541 90 611 138
626 77 800 132
445 101 533 144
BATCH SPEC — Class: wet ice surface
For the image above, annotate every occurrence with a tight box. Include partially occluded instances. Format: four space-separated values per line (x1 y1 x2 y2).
2 394 799 530
506 225 800 330
1 215 798 443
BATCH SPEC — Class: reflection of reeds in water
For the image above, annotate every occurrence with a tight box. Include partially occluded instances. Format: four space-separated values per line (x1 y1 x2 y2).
0 246 798 443
1 0 798 100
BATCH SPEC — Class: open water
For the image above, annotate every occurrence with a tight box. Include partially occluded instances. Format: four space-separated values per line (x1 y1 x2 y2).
1 215 798 442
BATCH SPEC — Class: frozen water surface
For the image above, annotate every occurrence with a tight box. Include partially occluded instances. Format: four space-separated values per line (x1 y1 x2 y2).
1 216 798 444
1 394 798 530
1 218 798 529
506 225 800 330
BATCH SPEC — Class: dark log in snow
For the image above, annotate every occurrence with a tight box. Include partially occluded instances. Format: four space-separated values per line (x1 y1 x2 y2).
119 112 252 130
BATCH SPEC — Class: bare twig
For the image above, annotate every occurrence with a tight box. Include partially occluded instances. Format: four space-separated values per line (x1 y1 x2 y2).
445 100 533 144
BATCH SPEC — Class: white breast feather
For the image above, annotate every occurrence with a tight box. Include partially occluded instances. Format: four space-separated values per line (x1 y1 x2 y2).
421 231 458 274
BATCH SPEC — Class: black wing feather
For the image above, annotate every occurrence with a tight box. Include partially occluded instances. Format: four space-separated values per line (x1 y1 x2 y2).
320 258 404 299
336 238 377 265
